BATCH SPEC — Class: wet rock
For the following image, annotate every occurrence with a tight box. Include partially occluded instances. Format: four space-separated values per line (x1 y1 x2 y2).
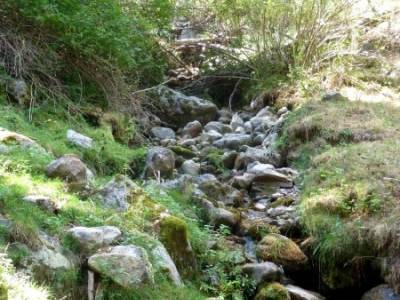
213 133 252 150
100 175 140 210
154 86 218 127
46 155 94 188
144 147 175 179
242 262 283 285
22 195 59 213
88 245 153 288
67 226 122 252
151 244 183 287
159 216 197 279
66 129 93 149
256 234 307 270
151 127 176 140
204 121 232 134
286 284 326 300
182 120 202 138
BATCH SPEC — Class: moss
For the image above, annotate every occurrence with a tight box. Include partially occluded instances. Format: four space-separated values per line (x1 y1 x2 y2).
255 283 290 300
159 216 197 279
168 146 195 159
256 234 307 267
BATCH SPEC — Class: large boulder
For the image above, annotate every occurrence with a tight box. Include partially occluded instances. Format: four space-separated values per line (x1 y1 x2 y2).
88 245 153 289
361 284 400 300
67 226 122 252
256 234 307 270
154 86 218 127
46 155 93 188
286 285 326 300
242 262 283 286
159 216 197 279
144 147 175 179
151 244 183 286
100 175 140 210
150 127 176 140
66 129 93 149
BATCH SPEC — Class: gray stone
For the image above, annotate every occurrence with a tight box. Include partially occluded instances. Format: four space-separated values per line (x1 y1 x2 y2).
221 151 238 169
286 285 326 300
151 244 183 286
242 262 283 285
204 121 232 134
235 146 277 169
100 175 139 210
277 107 288 116
46 155 94 186
180 160 200 176
362 284 400 300
154 86 218 127
144 147 175 179
210 207 238 228
232 173 256 190
201 130 223 143
182 120 202 138
66 129 93 149
230 113 245 132
88 245 153 289
22 195 59 213
213 133 251 150
150 127 176 140
67 226 122 252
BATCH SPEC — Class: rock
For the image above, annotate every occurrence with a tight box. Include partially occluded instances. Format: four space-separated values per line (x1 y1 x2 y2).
22 195 59 213
242 262 283 285
0 128 41 150
322 91 347 102
180 160 200 176
154 86 218 127
144 147 175 179
7 79 29 105
248 163 292 186
250 115 276 133
67 226 122 252
285 285 326 300
361 284 400 300
221 151 238 169
100 175 143 211
151 244 183 287
168 145 196 159
255 282 290 300
209 207 239 228
182 120 202 138
277 107 288 116
232 173 256 190
201 130 223 143
159 216 197 279
256 107 274 118
66 129 93 149
150 127 176 140
235 147 278 169
230 113 244 132
46 155 93 187
88 245 153 289
256 234 307 270
204 121 232 134
213 133 252 150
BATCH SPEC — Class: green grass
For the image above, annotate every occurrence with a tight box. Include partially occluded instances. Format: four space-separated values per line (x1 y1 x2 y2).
279 98 400 289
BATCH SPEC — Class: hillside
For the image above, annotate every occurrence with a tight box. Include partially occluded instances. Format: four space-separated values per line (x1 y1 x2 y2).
0 1 399 300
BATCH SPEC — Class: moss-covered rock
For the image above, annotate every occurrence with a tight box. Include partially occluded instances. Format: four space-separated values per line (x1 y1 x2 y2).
159 216 197 279
168 145 196 159
255 282 290 300
256 234 307 270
